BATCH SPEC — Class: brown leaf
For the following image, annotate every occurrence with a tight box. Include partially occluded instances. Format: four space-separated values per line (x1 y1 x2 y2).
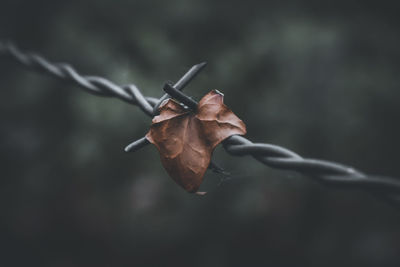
146 90 246 193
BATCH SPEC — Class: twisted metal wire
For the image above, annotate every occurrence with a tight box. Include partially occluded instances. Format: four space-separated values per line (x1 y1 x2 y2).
0 41 158 116
2 41 400 207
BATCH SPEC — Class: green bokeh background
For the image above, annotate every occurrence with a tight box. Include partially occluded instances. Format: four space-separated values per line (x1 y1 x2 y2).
1 0 400 266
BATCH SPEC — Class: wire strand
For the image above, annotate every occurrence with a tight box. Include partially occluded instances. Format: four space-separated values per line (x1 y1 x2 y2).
1 41 400 207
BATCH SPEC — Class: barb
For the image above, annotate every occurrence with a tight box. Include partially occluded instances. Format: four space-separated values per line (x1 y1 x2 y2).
1 41 400 207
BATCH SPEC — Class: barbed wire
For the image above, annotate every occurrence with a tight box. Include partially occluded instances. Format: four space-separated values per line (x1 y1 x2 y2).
2 40 400 207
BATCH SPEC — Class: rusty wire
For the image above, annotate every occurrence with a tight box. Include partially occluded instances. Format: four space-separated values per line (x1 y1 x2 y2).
1 40 400 207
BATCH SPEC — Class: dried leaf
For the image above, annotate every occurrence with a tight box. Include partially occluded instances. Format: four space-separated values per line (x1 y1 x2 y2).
146 90 246 193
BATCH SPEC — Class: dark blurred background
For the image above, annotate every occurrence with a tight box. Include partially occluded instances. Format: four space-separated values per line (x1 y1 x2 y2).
1 0 400 266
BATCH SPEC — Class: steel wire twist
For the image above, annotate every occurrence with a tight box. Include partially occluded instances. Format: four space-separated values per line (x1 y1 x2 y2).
2 41 400 207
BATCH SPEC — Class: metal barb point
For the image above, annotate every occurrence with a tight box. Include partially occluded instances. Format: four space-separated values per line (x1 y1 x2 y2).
124 137 150 152
163 82 199 110
152 62 206 115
